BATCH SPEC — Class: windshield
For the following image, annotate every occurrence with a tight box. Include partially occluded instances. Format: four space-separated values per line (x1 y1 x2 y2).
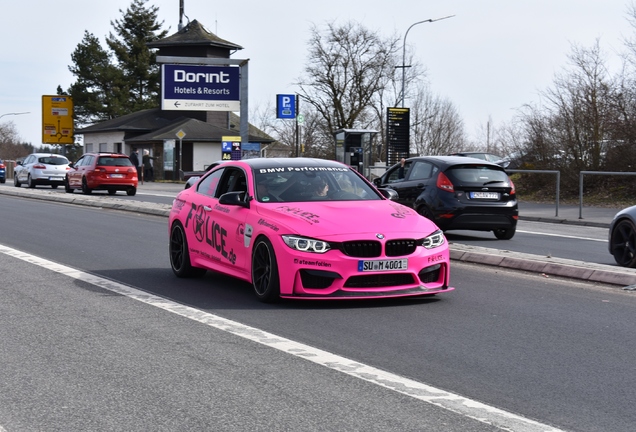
253 165 381 203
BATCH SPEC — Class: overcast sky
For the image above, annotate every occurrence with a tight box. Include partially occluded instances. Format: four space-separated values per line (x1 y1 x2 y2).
1 0 634 149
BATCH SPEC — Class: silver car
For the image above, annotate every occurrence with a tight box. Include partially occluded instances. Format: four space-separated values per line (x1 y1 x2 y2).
14 153 70 189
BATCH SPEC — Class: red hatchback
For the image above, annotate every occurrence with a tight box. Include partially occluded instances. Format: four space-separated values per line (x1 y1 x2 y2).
65 152 138 196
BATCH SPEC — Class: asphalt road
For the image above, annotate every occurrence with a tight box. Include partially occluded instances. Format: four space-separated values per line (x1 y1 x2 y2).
1 193 636 430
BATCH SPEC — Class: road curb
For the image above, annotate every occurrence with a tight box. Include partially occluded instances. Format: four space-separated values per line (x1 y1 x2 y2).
449 244 636 287
519 215 610 228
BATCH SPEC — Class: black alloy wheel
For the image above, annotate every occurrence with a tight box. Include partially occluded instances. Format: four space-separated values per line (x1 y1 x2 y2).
610 219 636 268
251 237 280 302
169 222 206 278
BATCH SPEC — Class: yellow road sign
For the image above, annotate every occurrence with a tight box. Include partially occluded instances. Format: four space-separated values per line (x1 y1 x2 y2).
42 95 74 144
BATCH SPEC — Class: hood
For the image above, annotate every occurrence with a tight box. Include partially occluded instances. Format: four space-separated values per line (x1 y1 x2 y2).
255 200 439 240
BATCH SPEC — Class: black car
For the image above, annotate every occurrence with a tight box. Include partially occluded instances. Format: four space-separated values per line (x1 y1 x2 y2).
374 156 518 239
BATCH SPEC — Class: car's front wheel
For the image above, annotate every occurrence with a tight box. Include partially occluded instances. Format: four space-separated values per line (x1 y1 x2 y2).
251 237 280 302
64 177 73 193
169 222 206 278
610 219 636 268
81 177 92 194
494 226 516 240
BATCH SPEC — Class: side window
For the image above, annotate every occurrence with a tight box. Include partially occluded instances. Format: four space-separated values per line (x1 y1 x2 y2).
215 168 247 198
408 161 433 180
75 156 86 167
197 168 224 197
386 161 412 183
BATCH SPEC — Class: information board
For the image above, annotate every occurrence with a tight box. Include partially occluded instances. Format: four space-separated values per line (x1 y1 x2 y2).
386 107 410 165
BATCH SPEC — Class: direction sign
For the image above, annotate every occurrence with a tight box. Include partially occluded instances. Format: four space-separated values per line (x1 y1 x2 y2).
42 95 74 145
162 64 240 112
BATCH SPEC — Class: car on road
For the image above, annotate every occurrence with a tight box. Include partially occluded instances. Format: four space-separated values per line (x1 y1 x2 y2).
0 159 6 183
374 156 518 239
608 204 636 268
183 160 224 189
14 153 70 189
65 152 138 196
448 151 511 168
169 157 453 302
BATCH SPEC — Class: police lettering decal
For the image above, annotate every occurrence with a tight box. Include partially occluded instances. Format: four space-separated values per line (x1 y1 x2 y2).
389 203 412 219
275 206 320 224
184 203 236 265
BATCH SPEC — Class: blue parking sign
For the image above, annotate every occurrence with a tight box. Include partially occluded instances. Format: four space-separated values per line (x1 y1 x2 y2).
276 94 296 119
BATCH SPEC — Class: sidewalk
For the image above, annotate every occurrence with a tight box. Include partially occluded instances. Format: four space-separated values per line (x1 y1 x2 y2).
518 201 622 228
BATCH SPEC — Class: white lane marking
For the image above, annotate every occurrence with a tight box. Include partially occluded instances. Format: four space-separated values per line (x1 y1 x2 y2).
517 229 606 242
0 244 564 432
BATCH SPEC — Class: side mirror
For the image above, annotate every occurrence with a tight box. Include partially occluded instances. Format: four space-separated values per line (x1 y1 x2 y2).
378 188 398 201
219 191 250 208
373 177 382 186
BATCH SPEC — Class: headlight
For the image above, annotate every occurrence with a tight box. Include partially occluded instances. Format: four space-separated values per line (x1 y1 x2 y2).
282 235 331 254
422 229 445 249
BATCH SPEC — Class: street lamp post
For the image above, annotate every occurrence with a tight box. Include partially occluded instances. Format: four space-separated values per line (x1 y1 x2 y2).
0 112 30 120
399 15 454 107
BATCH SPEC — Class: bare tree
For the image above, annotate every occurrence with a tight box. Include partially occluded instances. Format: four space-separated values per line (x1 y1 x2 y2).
410 84 465 155
297 21 400 134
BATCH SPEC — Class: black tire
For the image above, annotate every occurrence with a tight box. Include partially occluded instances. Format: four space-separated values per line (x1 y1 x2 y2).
14 175 21 187
51 184 58 189
494 226 516 240
610 219 636 268
251 237 280 302
169 222 206 278
81 177 92 194
126 187 136 196
108 189 117 195
64 178 73 193
0 178 5 184
27 175 36 189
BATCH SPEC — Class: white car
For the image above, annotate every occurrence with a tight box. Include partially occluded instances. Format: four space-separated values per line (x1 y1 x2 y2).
14 153 70 189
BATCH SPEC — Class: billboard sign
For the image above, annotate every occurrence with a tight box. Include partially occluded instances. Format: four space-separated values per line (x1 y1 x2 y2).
276 94 296 118
42 95 74 144
162 64 240 112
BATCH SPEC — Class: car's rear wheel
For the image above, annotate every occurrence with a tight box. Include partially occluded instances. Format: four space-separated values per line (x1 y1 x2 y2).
610 219 636 268
494 226 516 240
81 177 92 194
126 187 136 196
14 175 21 187
27 175 36 188
251 237 280 303
64 177 73 193
169 222 206 278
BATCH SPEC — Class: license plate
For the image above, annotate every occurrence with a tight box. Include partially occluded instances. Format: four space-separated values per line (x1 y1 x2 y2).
110 174 124 178
358 258 408 272
49 176 63 181
470 191 499 199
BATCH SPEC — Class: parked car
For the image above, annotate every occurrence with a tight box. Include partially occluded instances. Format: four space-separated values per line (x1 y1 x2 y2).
183 160 224 189
608 205 636 268
14 153 70 189
65 152 138 196
374 156 518 239
0 159 6 183
169 157 453 302
448 151 510 168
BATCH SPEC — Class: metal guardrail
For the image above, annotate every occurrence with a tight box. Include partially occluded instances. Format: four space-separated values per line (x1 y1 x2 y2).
579 171 636 219
507 169 561 217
